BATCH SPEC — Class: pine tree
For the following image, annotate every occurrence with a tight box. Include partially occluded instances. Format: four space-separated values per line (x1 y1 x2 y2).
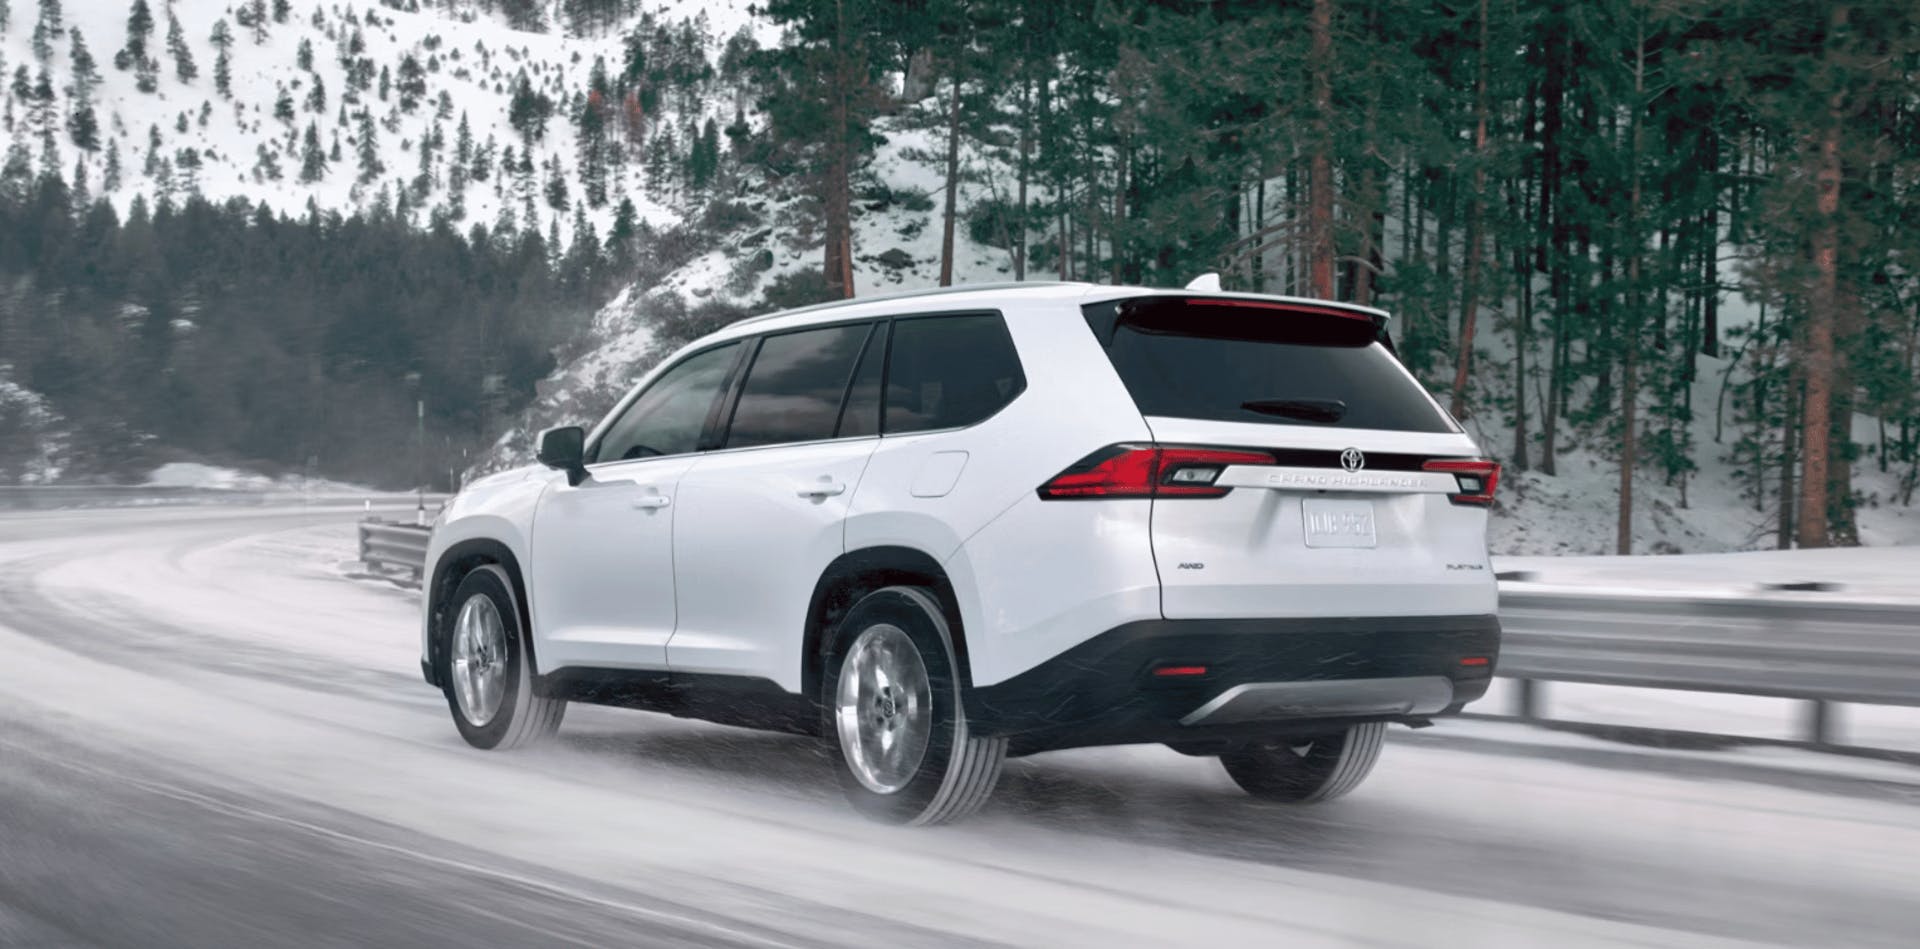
240 0 268 44
166 9 196 84
757 0 892 298
274 88 294 125
66 99 96 151
413 121 437 197
396 54 425 112
306 74 327 113
69 153 87 213
355 110 381 183
103 137 121 190
299 121 325 182
297 37 313 72
119 0 152 66
68 28 98 99
473 134 494 182
542 155 568 213
30 0 55 62
507 71 552 143
209 19 232 98
272 0 289 24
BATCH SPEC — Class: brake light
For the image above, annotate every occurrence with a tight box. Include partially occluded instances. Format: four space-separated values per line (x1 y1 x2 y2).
1037 445 1272 499
1182 297 1376 322
1423 458 1501 507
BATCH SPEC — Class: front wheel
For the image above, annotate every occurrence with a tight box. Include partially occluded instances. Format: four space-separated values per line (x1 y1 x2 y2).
823 586 1006 825
440 565 565 750
1218 721 1386 803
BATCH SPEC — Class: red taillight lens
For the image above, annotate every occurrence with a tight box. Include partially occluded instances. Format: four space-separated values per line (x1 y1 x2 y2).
1423 458 1501 507
1038 445 1272 500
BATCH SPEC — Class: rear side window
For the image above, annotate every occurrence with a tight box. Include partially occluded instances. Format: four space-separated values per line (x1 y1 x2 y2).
725 322 873 449
1083 297 1455 434
885 313 1025 434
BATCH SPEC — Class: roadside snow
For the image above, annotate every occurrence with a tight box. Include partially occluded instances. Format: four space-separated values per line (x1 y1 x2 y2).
1496 545 1920 601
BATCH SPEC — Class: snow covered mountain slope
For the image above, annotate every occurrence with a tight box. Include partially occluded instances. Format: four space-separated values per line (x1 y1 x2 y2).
3 0 761 238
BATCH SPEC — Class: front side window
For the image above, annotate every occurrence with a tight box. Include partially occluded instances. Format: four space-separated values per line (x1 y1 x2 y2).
591 341 741 463
884 313 1025 434
724 322 873 449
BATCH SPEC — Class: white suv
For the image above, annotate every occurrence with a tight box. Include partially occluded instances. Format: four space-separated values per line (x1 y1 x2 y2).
420 282 1501 824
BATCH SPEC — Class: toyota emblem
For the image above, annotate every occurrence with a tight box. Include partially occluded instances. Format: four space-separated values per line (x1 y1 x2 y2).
1340 448 1366 473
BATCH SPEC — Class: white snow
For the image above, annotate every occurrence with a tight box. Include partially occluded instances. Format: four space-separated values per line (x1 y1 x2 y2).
5 0 764 241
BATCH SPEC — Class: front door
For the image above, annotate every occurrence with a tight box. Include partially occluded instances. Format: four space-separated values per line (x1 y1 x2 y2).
528 341 744 672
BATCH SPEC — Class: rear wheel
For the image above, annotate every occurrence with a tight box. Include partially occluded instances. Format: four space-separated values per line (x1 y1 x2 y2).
824 586 1006 825
1218 721 1386 803
441 565 565 750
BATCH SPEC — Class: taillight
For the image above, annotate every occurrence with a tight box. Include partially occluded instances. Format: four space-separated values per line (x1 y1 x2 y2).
1423 458 1501 507
1038 445 1272 500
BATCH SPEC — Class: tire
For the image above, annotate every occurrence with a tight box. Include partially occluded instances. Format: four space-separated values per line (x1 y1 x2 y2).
439 564 565 750
1218 721 1387 803
823 586 1006 825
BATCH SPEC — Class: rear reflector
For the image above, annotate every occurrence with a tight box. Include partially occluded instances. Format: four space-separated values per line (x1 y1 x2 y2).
1038 444 1272 500
1423 458 1502 507
1152 665 1210 678
1459 656 1491 667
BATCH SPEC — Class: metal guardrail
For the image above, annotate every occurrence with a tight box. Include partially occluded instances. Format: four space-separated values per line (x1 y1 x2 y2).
0 484 451 511
351 520 1919 749
1497 590 1920 746
357 520 433 580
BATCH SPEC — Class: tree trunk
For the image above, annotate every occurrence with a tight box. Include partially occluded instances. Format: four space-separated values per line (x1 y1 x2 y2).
1778 374 1799 549
823 0 858 300
1797 77 1845 548
1615 13 1647 557
1449 0 1490 420
1014 72 1031 281
938 74 962 287
1512 204 1531 471
1305 0 1336 298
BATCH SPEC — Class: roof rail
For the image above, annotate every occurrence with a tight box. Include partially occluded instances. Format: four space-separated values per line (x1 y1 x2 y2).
730 280 1087 329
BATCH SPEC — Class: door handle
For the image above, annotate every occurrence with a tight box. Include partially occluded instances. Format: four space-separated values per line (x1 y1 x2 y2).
797 480 847 499
631 494 671 510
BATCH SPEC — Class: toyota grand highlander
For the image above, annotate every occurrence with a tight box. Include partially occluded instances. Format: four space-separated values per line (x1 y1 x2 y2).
420 281 1501 824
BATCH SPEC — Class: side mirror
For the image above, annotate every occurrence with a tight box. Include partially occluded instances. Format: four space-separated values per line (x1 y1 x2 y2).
535 425 589 486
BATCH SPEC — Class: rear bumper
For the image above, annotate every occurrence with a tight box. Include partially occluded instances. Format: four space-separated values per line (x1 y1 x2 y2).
965 614 1499 754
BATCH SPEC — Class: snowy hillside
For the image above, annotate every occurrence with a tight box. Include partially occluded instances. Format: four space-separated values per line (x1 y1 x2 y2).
3 0 764 239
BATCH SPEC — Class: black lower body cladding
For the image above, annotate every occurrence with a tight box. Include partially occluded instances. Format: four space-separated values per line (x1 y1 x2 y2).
965 614 1499 756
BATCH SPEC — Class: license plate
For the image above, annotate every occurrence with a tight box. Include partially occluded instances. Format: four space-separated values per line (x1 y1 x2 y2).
1302 499 1377 548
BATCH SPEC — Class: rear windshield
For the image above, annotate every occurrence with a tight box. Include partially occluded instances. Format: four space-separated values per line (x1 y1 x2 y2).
1082 297 1457 434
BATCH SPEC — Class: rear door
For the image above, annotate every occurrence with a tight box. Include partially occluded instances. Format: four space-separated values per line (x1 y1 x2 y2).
667 320 881 690
1082 296 1498 620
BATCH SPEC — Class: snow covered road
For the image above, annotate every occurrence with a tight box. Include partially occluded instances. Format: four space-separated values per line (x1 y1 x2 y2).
1 507 1917 947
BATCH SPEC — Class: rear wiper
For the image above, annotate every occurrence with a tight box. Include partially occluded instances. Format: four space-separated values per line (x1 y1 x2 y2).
1240 398 1347 424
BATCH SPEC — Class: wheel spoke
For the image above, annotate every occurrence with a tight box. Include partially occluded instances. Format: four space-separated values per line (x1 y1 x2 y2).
450 594 508 728
834 623 934 795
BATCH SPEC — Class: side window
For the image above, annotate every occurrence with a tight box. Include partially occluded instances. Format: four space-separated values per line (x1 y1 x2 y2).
724 322 872 449
591 342 741 463
884 313 1025 434
835 321 887 439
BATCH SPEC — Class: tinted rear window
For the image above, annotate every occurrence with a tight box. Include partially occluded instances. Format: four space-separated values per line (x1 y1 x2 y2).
724 323 872 448
1083 298 1455 434
884 313 1025 434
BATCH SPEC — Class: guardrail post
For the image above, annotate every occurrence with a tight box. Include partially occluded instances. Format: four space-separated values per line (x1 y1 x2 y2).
1802 699 1836 746
1514 678 1542 721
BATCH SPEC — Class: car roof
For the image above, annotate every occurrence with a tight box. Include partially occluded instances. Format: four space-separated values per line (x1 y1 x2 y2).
705 281 1390 343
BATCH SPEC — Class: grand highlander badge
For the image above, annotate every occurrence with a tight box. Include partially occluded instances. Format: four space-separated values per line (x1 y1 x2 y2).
1340 447 1366 473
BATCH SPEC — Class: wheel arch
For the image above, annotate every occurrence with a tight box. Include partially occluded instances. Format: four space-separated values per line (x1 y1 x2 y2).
803 546 972 705
426 538 539 686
